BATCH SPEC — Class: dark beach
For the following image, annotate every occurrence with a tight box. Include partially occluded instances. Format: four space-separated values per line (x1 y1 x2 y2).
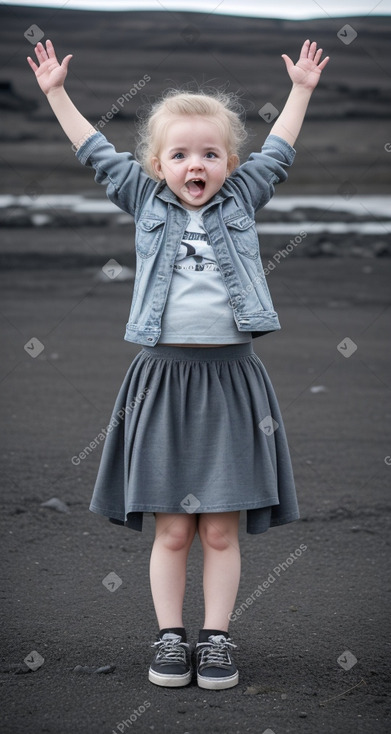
1 5 390 734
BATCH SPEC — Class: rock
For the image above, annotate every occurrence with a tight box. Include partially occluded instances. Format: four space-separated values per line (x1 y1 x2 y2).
243 684 266 695
73 664 115 674
40 497 70 514
0 663 31 674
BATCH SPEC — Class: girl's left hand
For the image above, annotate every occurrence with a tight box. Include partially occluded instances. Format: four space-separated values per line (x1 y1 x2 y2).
281 39 330 90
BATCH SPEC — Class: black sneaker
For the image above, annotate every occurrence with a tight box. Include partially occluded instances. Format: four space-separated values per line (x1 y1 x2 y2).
196 634 239 690
149 632 192 687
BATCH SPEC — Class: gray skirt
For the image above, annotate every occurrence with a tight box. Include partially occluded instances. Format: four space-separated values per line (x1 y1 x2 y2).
89 342 299 534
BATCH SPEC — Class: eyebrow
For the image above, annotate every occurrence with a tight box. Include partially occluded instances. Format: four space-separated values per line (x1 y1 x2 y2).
167 144 225 153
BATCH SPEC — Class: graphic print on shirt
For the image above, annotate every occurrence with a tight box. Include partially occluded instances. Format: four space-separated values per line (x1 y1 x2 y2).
175 215 220 272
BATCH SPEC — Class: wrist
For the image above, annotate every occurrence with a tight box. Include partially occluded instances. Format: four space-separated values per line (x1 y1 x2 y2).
291 83 313 94
291 83 314 97
47 85 66 100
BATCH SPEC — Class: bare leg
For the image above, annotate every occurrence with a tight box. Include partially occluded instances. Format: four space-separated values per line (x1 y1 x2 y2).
198 512 241 632
149 513 197 629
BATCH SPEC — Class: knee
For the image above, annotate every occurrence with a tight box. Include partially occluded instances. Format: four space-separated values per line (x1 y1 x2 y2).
199 520 233 551
159 518 195 552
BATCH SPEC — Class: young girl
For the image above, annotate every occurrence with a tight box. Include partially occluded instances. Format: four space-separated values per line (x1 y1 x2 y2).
28 38 329 690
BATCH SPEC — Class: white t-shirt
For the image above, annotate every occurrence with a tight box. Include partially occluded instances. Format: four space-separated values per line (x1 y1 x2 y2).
158 208 252 344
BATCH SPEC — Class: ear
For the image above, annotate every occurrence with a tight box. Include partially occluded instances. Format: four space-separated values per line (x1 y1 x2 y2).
151 156 165 180
226 154 239 177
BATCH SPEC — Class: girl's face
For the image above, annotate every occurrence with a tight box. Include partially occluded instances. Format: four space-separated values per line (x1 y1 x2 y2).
151 115 238 210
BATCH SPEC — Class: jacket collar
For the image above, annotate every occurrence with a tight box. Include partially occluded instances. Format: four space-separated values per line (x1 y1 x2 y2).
155 180 233 209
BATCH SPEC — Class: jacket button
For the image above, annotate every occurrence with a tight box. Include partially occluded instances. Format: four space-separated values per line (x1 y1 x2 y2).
147 337 154 342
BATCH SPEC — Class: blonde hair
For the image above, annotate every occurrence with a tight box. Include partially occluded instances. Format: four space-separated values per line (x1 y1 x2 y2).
136 89 248 180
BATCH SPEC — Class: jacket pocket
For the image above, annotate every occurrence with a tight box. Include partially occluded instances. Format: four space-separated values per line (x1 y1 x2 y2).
135 215 165 258
225 213 259 259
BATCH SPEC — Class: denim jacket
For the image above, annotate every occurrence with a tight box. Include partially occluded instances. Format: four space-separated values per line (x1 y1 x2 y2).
76 131 296 346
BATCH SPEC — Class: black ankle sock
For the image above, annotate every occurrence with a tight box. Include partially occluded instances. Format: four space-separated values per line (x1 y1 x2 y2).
198 628 228 643
159 627 187 642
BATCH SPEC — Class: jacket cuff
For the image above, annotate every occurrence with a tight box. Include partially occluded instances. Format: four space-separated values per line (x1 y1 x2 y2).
75 132 106 164
264 134 296 165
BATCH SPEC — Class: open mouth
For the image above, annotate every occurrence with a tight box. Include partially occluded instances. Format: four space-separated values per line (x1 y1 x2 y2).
185 179 205 196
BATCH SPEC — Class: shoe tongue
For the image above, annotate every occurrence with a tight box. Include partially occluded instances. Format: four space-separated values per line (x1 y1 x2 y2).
209 634 227 644
162 632 181 642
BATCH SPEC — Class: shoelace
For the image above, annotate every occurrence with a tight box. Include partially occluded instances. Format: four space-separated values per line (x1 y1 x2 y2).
197 636 237 670
152 638 189 664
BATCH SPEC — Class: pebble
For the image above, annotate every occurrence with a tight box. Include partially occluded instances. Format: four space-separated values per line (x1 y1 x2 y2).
73 664 115 674
1 663 31 674
243 684 265 695
40 497 70 514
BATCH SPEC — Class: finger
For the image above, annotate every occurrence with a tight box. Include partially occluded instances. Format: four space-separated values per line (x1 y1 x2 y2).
308 41 317 60
281 53 294 71
27 56 38 72
61 54 73 70
318 56 330 71
314 48 323 64
45 39 58 62
299 39 311 59
34 41 47 64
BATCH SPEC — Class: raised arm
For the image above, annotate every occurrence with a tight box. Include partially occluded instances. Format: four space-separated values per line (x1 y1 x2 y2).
269 40 329 147
27 39 96 150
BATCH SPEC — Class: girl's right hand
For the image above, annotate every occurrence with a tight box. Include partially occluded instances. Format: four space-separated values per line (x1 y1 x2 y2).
27 39 73 96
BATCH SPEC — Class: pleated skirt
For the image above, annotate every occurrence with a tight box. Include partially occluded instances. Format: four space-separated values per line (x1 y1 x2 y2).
89 341 299 534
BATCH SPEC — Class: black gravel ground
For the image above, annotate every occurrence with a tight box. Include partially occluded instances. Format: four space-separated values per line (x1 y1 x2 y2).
1 248 390 734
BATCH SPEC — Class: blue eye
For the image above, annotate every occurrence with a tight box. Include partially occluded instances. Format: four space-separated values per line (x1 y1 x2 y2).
205 152 217 159
172 152 184 159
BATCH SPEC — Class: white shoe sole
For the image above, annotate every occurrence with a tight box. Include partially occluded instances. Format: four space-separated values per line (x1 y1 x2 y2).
148 668 192 687
197 671 239 690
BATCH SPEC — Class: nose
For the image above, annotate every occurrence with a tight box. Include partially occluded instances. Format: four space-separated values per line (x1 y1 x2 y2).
188 155 204 171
